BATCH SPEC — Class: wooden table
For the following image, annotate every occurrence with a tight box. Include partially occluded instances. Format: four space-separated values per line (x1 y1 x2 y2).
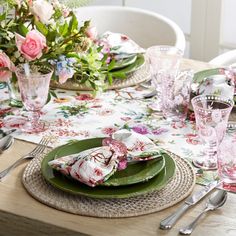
0 59 235 236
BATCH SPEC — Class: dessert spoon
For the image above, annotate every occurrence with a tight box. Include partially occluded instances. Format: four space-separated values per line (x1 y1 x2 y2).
0 136 14 154
179 190 227 235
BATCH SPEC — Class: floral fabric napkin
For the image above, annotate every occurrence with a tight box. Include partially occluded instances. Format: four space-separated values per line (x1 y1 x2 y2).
48 129 163 187
192 68 235 100
98 31 145 60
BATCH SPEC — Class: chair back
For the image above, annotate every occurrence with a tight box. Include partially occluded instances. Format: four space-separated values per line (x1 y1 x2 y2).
74 6 186 52
209 49 236 66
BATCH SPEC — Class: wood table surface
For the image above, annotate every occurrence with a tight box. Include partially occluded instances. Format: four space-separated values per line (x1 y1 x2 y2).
0 59 235 236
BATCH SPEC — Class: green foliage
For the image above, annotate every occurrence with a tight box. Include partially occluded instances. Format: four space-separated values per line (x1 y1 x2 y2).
0 0 126 92
60 104 88 117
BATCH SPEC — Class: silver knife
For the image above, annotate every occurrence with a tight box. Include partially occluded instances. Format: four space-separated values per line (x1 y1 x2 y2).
159 180 220 230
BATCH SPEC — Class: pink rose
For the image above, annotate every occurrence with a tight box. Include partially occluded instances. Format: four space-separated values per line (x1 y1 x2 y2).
85 27 98 41
0 52 14 82
15 30 46 61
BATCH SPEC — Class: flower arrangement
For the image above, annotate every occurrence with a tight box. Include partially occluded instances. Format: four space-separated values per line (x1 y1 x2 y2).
0 0 123 91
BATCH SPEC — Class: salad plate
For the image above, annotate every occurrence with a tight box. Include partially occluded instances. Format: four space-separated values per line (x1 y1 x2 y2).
111 54 145 78
41 138 175 199
112 55 137 70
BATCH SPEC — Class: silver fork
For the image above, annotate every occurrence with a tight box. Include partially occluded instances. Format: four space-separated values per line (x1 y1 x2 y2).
0 136 50 180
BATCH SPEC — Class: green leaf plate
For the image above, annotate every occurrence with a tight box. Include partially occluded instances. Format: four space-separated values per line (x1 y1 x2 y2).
101 157 165 186
112 55 137 70
111 54 145 78
41 138 176 199
192 68 221 84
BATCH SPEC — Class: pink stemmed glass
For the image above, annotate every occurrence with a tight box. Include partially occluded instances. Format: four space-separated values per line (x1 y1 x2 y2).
218 123 236 188
191 95 234 170
146 45 183 111
15 64 53 133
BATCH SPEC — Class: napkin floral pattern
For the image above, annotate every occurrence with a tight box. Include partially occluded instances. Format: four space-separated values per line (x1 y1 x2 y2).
48 130 163 187
97 31 145 60
48 146 119 187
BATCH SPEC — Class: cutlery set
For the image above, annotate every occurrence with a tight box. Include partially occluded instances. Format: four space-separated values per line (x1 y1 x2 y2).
160 181 227 234
0 133 50 180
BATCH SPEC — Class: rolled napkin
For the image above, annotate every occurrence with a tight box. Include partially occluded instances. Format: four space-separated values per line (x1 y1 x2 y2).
192 68 235 100
97 31 145 60
48 129 164 187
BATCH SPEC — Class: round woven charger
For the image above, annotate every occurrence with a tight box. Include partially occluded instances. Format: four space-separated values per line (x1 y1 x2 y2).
50 62 150 91
22 152 195 218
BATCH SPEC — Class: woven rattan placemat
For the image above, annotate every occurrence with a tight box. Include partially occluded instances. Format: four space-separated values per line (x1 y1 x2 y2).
50 61 150 91
22 152 195 218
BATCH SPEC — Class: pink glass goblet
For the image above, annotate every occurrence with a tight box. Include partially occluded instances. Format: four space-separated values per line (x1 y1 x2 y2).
15 64 53 133
146 45 183 112
191 95 234 170
218 123 236 188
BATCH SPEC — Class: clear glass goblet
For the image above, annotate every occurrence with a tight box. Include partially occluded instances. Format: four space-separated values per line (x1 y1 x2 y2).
191 95 234 170
146 45 183 111
15 64 53 133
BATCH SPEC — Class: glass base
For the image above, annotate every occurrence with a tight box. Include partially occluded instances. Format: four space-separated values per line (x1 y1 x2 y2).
3 116 28 129
20 121 48 133
192 159 217 170
148 102 162 112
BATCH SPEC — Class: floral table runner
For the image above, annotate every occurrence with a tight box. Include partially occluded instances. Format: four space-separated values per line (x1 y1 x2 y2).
0 84 226 188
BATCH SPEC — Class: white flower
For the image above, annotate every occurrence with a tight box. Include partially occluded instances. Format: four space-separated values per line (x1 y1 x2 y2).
174 94 184 105
30 0 54 24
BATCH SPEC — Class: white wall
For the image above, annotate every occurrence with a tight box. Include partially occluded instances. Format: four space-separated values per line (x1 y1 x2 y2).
90 0 123 6
221 0 236 48
125 0 191 35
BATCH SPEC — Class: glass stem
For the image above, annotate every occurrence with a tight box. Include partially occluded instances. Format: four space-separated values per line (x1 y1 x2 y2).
28 111 41 127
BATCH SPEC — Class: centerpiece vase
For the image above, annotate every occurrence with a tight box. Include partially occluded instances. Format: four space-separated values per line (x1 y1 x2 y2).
6 78 22 107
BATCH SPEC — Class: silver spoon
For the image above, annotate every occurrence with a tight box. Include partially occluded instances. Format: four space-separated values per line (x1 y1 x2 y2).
0 136 14 154
179 190 227 235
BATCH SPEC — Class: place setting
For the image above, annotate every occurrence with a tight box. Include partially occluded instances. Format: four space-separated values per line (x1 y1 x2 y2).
22 128 195 218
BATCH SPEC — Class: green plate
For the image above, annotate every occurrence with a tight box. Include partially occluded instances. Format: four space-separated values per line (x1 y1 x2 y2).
192 68 221 84
111 54 145 78
102 157 165 186
41 138 176 199
50 138 165 187
113 55 137 70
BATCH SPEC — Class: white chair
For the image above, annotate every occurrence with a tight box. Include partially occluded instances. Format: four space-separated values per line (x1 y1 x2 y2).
209 49 236 67
74 6 186 52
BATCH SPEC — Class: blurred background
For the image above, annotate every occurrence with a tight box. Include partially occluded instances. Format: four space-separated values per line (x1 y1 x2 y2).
81 0 235 62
